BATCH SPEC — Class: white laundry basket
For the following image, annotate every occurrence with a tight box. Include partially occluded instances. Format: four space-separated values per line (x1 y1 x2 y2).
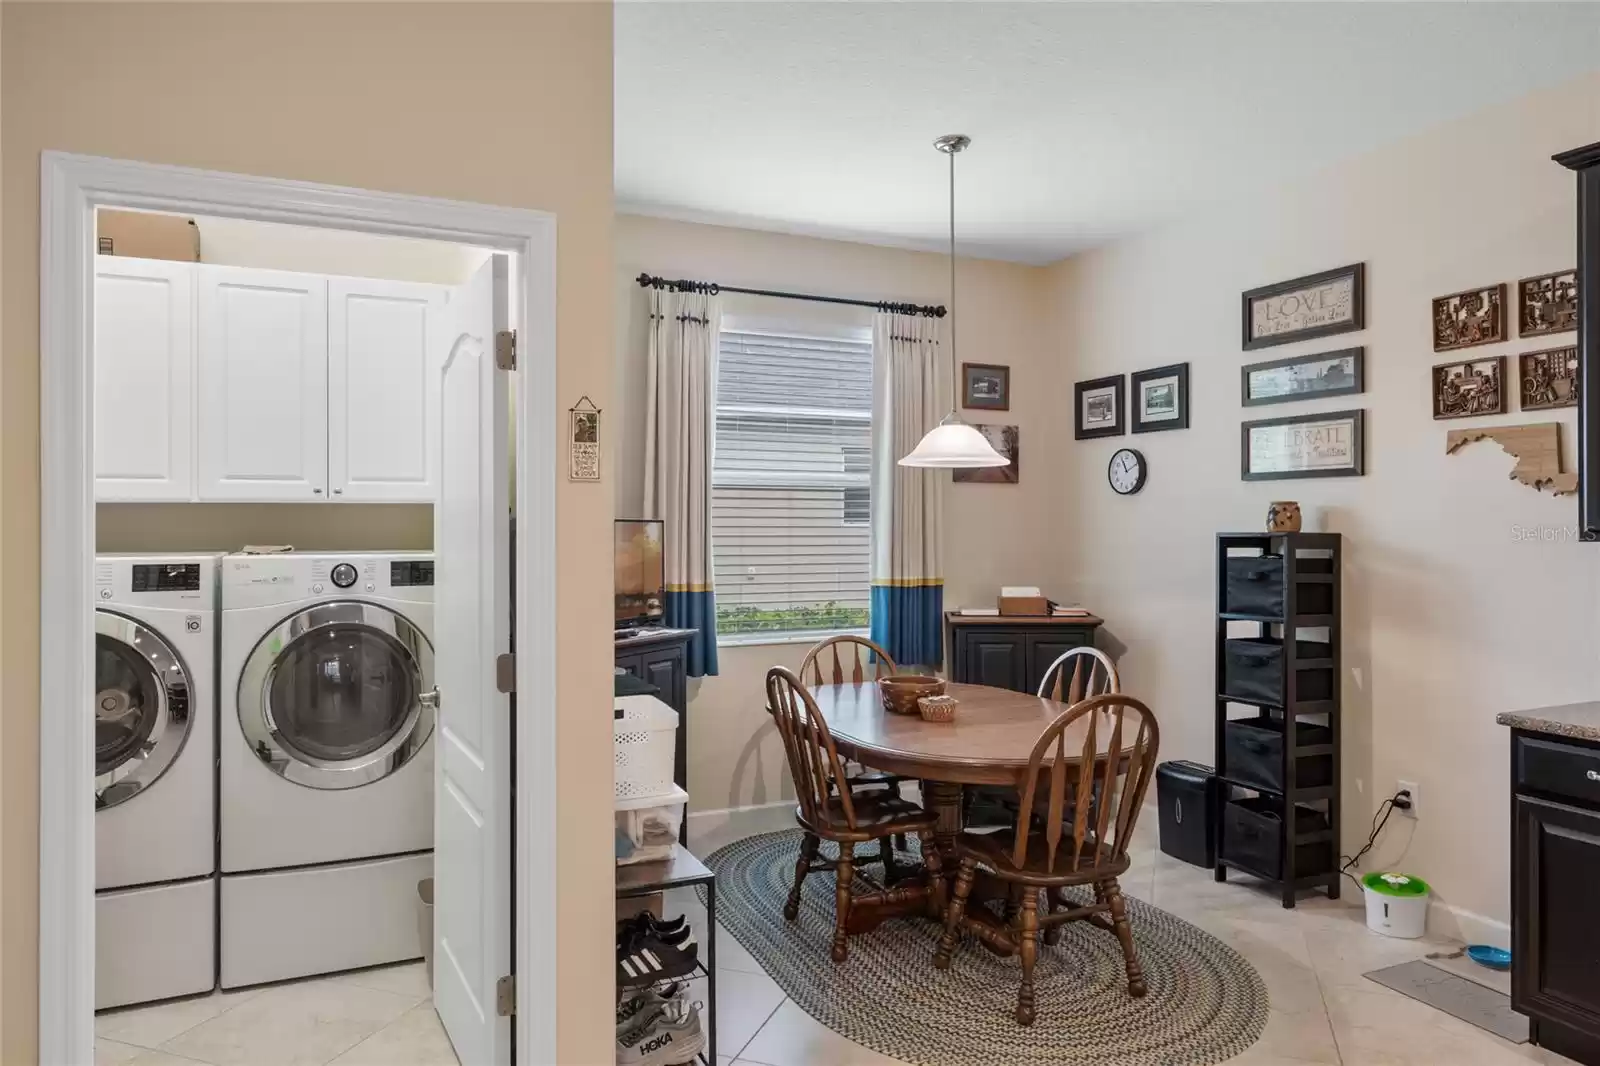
1362 872 1430 939
614 695 679 801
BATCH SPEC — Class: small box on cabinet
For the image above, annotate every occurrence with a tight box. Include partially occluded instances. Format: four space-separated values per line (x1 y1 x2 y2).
615 694 678 801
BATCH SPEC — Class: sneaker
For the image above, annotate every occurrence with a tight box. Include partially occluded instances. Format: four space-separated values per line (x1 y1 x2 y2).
617 912 688 945
616 1000 705 1066
616 982 685 1034
617 928 698 988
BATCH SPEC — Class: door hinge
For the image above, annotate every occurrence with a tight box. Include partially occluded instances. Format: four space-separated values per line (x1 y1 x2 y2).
495 329 517 370
496 974 515 1017
496 653 516 694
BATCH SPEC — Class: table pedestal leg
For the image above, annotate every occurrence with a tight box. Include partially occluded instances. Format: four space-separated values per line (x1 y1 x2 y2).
925 780 964 861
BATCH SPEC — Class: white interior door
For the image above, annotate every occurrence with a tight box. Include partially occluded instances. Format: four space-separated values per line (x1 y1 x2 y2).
432 255 513 1066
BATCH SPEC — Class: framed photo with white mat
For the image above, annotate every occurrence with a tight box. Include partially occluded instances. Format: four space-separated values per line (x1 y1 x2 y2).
1131 363 1189 433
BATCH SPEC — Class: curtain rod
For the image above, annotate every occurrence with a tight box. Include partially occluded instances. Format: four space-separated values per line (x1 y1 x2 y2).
636 272 946 319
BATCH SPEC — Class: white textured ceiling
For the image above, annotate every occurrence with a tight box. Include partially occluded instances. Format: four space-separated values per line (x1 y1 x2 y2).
616 2 1600 264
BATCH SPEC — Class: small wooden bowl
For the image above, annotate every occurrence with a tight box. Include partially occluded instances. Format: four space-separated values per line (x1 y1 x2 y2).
879 674 945 715
918 695 959 723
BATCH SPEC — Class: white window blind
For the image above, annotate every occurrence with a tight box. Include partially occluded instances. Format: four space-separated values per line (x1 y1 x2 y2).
713 326 873 637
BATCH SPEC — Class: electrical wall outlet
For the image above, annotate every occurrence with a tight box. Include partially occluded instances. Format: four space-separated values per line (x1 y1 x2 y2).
1396 779 1420 818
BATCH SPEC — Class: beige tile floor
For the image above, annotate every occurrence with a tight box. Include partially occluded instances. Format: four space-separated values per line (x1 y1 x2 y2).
678 821 1585 1066
94 961 458 1066
93 826 1583 1066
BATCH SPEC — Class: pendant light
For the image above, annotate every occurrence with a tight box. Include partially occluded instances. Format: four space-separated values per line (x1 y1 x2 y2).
899 134 1009 469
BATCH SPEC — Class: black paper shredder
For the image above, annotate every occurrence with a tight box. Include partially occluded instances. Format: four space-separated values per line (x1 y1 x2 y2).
1156 760 1216 869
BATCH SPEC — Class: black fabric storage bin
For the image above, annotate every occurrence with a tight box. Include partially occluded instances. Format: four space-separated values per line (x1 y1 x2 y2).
1224 715 1333 793
1156 761 1215 868
1222 638 1333 705
1223 555 1284 616
1221 796 1333 879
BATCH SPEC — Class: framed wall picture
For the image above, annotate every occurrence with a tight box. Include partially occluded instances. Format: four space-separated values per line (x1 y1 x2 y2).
1431 356 1505 420
1519 345 1580 411
1241 263 1364 350
1074 374 1125 440
962 362 1010 411
1432 283 1506 351
1241 347 1365 407
1517 270 1578 338
951 424 1019 484
1131 362 1189 433
1241 409 1364 481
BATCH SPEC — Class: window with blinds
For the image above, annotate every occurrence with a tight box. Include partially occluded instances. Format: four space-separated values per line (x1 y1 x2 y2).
713 325 873 637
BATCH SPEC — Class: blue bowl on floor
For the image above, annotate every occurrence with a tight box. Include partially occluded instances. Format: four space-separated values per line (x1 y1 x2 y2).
1467 944 1512 971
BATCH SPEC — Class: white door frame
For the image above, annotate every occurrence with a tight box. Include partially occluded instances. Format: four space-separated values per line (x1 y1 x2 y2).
38 152 558 1065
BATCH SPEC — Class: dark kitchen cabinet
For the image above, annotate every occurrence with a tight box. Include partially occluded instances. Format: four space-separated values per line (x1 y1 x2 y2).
1555 140 1600 538
945 613 1104 695
1510 727 1600 1065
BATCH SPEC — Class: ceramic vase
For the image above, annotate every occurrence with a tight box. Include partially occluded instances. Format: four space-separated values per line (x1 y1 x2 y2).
1266 501 1302 533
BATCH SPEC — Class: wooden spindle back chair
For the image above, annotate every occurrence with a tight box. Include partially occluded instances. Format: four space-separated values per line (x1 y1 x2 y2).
765 666 942 962
1036 646 1120 703
799 634 897 687
934 693 1161 1025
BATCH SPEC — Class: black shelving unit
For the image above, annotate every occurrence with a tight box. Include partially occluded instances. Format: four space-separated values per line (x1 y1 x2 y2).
1213 532 1342 908
617 846 718 1064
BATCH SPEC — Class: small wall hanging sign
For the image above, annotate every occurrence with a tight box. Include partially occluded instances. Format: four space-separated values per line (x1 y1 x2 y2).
568 396 601 481
1519 346 1580 411
1241 263 1365 350
1431 356 1505 419
1241 347 1364 407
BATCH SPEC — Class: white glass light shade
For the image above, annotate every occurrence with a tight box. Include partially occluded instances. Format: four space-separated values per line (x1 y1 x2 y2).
898 419 1009 468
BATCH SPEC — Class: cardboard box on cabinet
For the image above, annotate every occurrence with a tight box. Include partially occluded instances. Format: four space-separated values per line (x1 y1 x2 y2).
97 209 201 262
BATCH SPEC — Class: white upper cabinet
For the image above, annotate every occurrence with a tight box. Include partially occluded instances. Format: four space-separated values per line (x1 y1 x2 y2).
327 279 444 502
196 265 329 501
94 259 197 501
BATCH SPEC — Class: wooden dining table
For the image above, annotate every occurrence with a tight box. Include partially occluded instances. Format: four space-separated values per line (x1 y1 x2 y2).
812 679 1134 934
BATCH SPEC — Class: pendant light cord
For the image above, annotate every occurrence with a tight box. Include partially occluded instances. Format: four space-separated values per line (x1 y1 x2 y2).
947 144 958 407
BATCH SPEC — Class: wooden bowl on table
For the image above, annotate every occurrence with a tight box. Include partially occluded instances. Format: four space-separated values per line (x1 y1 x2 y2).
879 674 945 716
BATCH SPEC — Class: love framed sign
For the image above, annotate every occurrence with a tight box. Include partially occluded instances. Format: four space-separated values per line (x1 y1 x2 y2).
1241 263 1365 351
1241 409 1365 481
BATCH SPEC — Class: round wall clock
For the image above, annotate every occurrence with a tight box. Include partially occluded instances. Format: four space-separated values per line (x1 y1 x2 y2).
1108 448 1147 495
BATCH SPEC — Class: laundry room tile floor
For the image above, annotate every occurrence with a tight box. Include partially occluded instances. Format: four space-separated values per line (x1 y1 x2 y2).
94 962 458 1066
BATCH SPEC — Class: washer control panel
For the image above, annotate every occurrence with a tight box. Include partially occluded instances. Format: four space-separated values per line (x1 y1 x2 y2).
330 563 360 588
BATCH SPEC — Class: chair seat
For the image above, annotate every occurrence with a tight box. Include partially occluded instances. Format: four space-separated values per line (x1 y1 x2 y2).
954 828 1130 886
798 791 937 842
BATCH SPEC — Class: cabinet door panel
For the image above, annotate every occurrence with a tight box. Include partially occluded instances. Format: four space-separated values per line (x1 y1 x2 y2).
963 634 1026 692
94 259 196 500
197 266 328 500
1513 794 1600 1029
328 279 444 502
1027 632 1092 698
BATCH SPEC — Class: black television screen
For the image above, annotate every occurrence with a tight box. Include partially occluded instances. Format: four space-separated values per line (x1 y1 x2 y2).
615 519 665 628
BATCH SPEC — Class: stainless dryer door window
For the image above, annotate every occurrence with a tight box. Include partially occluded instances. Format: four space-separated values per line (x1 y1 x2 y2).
95 611 192 810
238 602 435 790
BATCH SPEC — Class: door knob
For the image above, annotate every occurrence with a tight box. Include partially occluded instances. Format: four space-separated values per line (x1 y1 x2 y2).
420 687 440 711
333 488 343 495
312 488 323 495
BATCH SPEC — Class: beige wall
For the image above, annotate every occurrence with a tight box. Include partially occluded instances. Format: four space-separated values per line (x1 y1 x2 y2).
1044 71 1600 934
96 503 434 554
614 214 1061 809
1 5 615 1063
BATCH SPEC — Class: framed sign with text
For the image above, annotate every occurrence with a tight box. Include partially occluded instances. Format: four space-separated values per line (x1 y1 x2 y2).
1241 409 1364 481
1241 263 1365 351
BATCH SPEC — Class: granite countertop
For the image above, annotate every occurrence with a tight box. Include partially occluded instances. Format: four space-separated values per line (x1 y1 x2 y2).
1496 701 1600 742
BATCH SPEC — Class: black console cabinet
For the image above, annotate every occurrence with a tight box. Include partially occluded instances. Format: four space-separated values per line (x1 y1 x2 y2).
1511 728 1600 1065
944 613 1104 694
615 627 695 834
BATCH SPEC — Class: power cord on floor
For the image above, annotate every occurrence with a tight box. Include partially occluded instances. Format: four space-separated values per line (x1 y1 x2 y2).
1338 789 1411 891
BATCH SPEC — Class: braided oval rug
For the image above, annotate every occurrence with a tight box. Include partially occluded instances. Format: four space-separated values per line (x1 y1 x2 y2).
702 830 1268 1066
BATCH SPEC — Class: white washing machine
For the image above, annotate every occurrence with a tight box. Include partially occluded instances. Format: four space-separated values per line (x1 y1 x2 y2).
219 552 435 988
94 554 220 1011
